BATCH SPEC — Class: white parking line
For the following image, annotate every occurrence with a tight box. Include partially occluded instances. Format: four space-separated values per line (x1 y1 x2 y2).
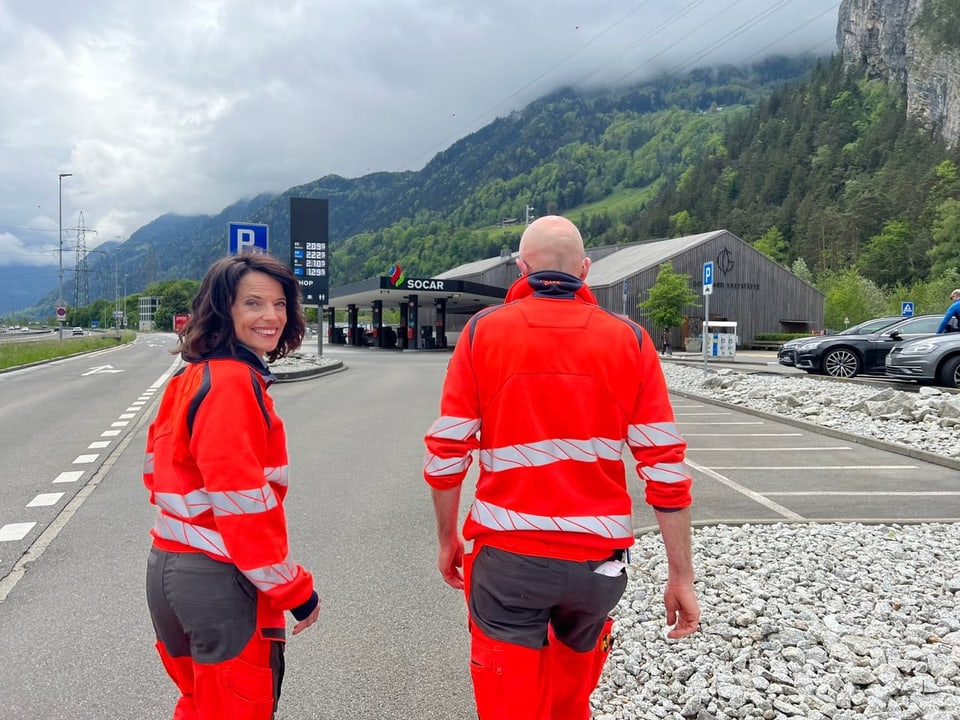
686 446 851 452
768 491 960 496
110 421 129 427
73 454 100 464
119 413 137 419
101 430 121 437
676 421 764 425
27 493 65 508
685 458 804 521
0 523 36 542
683 433 802 437
710 465 917 470
88 441 110 449
53 471 85 484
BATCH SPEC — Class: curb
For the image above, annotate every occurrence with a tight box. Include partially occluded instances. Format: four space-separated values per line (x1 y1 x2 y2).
272 360 346 382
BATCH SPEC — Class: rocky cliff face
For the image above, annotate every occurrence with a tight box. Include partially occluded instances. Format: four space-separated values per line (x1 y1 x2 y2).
838 0 960 147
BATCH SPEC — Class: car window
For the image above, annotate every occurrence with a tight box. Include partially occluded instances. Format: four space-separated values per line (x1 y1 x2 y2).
883 316 941 336
848 318 900 334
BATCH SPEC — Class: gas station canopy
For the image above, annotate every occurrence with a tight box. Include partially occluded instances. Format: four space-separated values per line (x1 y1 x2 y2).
327 276 506 314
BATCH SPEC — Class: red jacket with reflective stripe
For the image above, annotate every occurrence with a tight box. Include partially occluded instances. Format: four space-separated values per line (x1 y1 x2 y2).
144 348 315 617
424 272 692 558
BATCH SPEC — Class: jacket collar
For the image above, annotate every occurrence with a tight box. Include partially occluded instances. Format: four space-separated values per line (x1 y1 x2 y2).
187 344 276 384
505 270 600 305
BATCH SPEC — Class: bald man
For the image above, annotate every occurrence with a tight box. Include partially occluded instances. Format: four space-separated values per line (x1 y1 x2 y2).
937 288 960 333
424 216 699 719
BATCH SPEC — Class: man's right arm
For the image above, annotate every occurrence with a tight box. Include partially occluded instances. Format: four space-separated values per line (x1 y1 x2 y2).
654 507 700 639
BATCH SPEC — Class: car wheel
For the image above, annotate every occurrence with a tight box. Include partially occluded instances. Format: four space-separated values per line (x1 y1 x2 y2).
822 348 861 379
937 355 960 389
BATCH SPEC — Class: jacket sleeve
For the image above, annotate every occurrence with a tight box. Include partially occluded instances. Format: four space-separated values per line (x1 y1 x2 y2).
627 327 693 510
191 365 315 615
423 333 480 489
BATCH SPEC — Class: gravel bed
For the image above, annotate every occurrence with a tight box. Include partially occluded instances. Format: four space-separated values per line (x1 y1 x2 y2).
594 364 960 720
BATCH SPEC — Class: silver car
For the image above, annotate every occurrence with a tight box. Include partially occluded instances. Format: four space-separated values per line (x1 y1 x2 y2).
885 332 960 388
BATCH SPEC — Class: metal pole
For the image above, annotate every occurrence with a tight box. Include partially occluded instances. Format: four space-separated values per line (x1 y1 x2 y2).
316 305 323 357
702 293 710 377
57 172 72 339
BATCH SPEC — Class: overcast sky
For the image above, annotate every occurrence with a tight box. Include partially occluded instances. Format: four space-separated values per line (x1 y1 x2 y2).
0 0 839 268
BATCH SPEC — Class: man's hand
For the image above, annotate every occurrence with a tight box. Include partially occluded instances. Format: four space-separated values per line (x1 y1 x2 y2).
292 602 321 636
663 581 699 639
438 537 465 589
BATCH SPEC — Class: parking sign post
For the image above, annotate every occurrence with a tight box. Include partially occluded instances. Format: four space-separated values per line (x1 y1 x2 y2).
702 261 714 376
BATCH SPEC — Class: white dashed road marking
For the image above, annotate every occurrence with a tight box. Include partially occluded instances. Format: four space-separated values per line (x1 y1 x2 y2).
26 493 65 508
0 523 37 542
73 454 100 464
52 471 85 484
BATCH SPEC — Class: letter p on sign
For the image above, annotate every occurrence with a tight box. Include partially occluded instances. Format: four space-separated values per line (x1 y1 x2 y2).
228 222 269 255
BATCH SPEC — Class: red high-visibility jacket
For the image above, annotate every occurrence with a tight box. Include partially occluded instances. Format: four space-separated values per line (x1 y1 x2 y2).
144 347 316 619
424 272 692 559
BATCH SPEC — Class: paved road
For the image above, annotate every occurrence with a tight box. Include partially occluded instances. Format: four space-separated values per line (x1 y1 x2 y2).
0 340 956 719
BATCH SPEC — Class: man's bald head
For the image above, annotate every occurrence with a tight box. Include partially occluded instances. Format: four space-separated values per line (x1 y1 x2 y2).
517 215 590 279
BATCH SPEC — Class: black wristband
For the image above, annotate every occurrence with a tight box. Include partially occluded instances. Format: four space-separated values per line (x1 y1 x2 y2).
291 590 319 621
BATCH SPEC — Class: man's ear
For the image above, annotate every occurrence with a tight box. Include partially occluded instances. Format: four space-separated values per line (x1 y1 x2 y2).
516 258 527 276
579 257 591 280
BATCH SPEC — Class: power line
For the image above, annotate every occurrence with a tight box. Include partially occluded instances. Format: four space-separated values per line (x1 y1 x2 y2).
397 0 659 171
735 4 840 66
572 0 712 87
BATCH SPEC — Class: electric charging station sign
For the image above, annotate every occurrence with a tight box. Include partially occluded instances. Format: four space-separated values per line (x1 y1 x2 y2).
703 261 714 295
228 222 269 255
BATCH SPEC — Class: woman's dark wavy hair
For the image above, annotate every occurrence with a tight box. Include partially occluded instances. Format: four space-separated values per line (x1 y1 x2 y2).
177 253 305 363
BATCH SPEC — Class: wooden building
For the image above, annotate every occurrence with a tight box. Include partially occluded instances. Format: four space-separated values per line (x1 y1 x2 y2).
435 229 823 347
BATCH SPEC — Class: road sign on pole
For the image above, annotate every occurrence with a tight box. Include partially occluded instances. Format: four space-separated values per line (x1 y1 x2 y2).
703 261 714 296
901 301 914 317
228 222 269 254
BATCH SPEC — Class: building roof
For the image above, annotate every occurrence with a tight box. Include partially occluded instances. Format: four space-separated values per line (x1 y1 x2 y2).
585 230 726 288
434 252 516 279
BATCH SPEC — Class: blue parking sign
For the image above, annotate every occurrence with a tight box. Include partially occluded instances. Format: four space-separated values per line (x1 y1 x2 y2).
703 261 714 295
228 222 269 254
901 301 914 317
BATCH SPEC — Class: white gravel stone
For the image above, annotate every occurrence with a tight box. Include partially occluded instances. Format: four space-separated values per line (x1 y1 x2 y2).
592 364 960 719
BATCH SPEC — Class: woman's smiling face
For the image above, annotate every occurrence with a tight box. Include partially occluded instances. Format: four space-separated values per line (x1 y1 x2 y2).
231 270 287 355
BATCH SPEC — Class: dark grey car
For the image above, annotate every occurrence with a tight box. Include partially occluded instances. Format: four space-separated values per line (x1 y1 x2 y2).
885 332 960 388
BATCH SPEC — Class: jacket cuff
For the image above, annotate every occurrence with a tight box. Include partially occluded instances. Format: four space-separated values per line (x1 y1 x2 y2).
291 590 319 621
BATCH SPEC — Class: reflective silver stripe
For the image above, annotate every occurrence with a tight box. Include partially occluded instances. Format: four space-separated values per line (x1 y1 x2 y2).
264 465 289 487
154 486 279 518
154 512 228 558
639 462 689 484
155 489 213 518
426 416 481 441
210 487 278 516
143 453 154 474
424 452 472 477
479 437 623 472
628 422 683 448
244 558 298 592
469 499 633 538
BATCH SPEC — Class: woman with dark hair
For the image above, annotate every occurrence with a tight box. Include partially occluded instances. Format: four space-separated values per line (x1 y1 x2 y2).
144 253 319 719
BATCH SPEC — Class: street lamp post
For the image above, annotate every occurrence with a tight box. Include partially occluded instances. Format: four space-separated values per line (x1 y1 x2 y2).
57 172 72 339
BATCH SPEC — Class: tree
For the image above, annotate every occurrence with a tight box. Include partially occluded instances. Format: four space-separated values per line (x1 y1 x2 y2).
752 226 789 265
929 198 960 276
819 269 886 329
858 220 915 288
639 262 700 330
791 257 814 284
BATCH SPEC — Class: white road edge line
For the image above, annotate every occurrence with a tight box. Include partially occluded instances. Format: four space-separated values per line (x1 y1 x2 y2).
0 358 180 605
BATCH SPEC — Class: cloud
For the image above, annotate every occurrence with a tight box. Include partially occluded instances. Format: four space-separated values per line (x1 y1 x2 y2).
0 0 839 270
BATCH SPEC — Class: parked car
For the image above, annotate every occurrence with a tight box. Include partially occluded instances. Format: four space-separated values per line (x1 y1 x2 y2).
777 315 905 367
71 326 84 336
885 332 960 388
788 314 942 379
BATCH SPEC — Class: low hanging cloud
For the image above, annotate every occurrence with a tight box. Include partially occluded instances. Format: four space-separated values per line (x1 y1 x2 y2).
0 0 840 268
